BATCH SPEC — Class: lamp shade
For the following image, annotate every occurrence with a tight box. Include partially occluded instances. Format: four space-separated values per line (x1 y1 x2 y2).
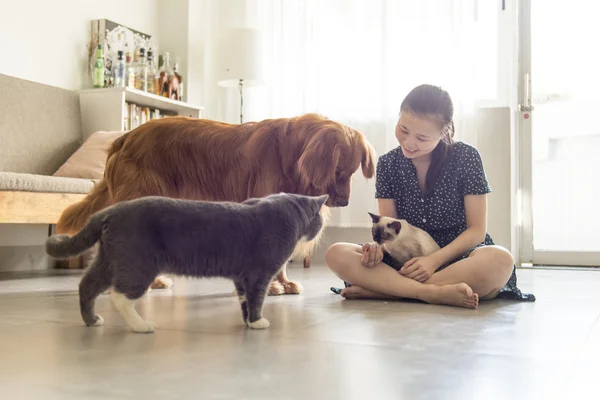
216 28 265 88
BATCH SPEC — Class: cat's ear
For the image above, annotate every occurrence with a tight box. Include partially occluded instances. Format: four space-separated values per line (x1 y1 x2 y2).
388 221 401 234
243 197 261 205
368 212 380 223
315 194 329 207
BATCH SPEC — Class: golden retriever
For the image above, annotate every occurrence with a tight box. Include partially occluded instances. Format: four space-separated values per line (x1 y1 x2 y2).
57 113 376 294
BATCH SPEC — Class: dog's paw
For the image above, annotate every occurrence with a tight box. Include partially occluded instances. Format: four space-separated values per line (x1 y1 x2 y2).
282 280 304 295
150 276 174 289
247 318 270 330
268 281 285 296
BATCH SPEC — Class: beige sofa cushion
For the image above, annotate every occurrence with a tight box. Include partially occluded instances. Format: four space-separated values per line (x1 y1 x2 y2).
54 131 126 180
0 172 95 194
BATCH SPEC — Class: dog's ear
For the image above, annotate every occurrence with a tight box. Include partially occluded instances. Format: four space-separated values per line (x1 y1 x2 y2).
358 133 376 179
297 133 341 190
368 212 380 223
388 221 401 234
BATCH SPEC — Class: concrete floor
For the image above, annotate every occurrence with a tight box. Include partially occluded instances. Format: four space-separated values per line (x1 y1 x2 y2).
0 265 599 400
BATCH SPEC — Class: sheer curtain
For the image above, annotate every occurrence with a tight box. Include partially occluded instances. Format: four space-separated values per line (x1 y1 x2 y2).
217 0 495 227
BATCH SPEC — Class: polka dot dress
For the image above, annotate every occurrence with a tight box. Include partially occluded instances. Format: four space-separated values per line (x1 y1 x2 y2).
374 142 535 301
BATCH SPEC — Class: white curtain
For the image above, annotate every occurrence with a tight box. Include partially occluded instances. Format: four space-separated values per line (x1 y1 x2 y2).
214 0 497 227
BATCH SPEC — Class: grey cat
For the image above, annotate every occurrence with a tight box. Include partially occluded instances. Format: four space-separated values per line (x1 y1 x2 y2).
45 193 328 333
368 212 441 270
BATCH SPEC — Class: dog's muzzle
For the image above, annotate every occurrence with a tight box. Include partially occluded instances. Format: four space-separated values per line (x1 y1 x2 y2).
335 199 349 207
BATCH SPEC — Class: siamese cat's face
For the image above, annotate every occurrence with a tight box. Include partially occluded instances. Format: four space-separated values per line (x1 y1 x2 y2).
368 212 402 245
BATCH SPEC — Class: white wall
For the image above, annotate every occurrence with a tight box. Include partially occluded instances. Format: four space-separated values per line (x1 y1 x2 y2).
185 0 264 121
0 0 161 91
151 0 223 113
475 107 517 258
157 0 189 101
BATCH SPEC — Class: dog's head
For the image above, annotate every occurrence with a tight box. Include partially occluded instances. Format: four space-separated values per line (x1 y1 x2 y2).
292 114 376 207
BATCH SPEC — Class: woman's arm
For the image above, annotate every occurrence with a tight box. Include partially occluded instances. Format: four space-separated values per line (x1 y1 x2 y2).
429 194 488 267
362 199 397 267
363 155 399 266
378 199 398 218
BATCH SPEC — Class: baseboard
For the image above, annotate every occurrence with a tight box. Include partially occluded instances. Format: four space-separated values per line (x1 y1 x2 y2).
0 246 53 272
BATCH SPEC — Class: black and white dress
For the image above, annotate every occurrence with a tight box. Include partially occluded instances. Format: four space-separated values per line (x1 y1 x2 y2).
333 141 535 302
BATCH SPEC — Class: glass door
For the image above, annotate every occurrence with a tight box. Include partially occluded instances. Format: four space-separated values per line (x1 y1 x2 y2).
519 0 600 266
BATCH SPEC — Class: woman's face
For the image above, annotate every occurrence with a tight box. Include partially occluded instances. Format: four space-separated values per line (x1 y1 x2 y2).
395 111 443 161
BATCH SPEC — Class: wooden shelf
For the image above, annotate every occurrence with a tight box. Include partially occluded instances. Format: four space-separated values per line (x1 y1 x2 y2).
78 87 204 140
79 87 203 116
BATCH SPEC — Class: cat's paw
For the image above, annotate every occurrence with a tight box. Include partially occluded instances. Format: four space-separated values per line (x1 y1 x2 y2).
247 318 270 330
92 315 104 326
268 281 285 296
282 280 304 294
131 320 156 333
150 276 174 289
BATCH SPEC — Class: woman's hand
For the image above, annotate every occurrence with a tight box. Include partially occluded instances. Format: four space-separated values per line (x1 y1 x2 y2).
360 243 384 268
399 255 439 282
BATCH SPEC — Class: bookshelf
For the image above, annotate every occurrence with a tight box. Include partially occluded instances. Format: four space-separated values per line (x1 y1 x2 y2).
79 87 204 140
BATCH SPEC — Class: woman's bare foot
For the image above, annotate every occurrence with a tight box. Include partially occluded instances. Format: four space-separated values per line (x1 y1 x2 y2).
339 283 478 308
340 285 391 300
426 283 479 309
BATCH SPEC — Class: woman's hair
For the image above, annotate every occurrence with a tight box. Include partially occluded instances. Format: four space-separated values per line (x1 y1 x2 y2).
400 84 455 196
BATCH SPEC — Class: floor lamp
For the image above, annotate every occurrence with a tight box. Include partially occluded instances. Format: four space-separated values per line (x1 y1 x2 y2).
216 28 265 123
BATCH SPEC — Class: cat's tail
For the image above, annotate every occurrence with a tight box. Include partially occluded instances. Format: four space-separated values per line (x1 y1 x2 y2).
46 212 106 259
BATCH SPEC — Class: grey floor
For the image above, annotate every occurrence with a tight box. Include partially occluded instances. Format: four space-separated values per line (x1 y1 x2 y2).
0 265 599 400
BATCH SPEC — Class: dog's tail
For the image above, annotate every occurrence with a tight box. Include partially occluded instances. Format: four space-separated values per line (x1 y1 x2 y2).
56 180 111 235
46 212 107 259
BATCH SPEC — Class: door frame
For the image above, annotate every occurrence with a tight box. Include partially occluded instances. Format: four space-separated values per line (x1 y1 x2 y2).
517 0 600 267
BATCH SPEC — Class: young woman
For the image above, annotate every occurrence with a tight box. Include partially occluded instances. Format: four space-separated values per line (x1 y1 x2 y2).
326 84 535 309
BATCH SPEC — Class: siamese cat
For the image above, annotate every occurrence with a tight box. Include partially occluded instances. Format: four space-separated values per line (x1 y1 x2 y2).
368 212 441 270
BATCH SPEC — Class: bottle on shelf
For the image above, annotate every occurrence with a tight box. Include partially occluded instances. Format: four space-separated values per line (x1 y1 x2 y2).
173 62 183 101
93 44 104 88
131 49 140 89
135 48 148 91
157 54 166 96
159 52 175 97
146 50 159 95
115 50 126 88
126 52 135 88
